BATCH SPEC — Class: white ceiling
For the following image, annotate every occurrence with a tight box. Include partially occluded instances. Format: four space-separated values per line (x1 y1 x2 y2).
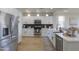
17 8 79 16
17 8 54 13
17 8 56 16
54 8 79 14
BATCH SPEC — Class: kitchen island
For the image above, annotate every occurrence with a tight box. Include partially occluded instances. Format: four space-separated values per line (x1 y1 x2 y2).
55 33 79 51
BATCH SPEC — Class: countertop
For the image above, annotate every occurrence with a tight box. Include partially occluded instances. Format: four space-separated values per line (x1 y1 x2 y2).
56 33 79 42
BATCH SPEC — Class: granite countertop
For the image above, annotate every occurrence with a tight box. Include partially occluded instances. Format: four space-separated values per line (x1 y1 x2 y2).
56 33 79 42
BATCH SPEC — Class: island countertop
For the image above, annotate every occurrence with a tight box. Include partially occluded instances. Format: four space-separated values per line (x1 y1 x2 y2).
56 33 79 42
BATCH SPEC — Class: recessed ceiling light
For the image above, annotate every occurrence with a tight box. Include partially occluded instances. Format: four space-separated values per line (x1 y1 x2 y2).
28 14 30 16
46 14 48 16
37 14 39 16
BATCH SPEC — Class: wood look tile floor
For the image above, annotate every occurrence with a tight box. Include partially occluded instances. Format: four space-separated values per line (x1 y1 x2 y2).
17 36 55 51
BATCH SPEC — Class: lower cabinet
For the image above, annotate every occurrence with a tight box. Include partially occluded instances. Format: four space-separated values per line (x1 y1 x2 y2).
22 28 34 36
41 28 48 36
55 34 79 51
56 34 63 51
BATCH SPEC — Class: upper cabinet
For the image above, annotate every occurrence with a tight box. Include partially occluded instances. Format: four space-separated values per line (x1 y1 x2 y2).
22 16 53 24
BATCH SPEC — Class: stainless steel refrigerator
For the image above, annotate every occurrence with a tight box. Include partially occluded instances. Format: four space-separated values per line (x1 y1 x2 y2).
0 11 19 51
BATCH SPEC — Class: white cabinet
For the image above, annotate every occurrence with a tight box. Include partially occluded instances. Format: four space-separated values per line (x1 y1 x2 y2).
22 28 27 36
26 28 34 36
22 28 34 36
22 28 52 37
41 28 48 37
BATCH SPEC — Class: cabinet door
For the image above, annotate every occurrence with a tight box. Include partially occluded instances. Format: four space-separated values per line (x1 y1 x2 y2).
58 37 63 51
56 36 60 51
56 35 63 51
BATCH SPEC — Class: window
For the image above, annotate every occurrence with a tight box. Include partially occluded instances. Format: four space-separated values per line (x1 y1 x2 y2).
58 16 65 28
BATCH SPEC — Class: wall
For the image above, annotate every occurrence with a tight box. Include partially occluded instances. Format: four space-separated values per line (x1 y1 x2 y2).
53 12 79 29
68 15 79 28
0 8 22 43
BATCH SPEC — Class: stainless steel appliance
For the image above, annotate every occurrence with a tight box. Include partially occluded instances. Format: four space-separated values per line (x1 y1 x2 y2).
34 20 42 35
0 11 18 51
